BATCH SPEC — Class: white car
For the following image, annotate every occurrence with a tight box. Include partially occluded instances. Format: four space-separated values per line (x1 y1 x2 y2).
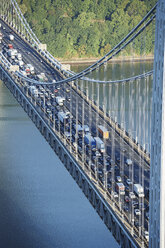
116 176 122 182
134 209 141 216
112 192 118 198
126 158 132 165
129 192 136 199
143 231 149 241
126 178 132 185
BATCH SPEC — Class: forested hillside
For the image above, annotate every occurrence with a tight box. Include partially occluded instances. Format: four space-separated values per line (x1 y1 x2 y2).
17 0 157 59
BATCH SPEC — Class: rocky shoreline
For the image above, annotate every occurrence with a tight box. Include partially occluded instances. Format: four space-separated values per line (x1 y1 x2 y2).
59 55 154 65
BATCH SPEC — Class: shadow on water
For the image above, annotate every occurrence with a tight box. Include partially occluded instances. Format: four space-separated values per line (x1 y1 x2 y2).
0 79 119 248
0 190 64 248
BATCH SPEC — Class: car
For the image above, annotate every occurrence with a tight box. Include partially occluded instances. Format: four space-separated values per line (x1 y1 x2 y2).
123 205 129 212
145 211 149 220
78 146 83 154
116 157 120 163
116 176 122 182
107 184 112 191
46 108 51 113
134 220 142 228
125 186 130 193
65 88 70 92
143 231 149 241
112 192 118 198
134 209 141 216
132 200 139 207
95 150 101 157
105 156 111 161
122 148 126 153
126 159 132 165
98 167 103 174
67 96 71 101
126 178 132 185
125 196 130 203
129 192 136 199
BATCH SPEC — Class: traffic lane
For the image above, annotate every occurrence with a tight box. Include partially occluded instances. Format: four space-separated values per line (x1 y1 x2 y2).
28 86 150 232
65 87 150 190
2 34 51 77
61 85 149 170
2 17 150 195
1 19 62 81
2 19 149 239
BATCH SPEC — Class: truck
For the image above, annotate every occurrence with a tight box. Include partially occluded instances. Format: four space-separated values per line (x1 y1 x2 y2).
58 112 68 123
94 137 105 153
28 86 38 97
98 125 109 139
116 182 125 195
55 96 65 106
36 74 45 82
9 34 14 41
7 49 17 59
84 133 96 149
133 184 144 198
26 64 35 74
25 68 31 75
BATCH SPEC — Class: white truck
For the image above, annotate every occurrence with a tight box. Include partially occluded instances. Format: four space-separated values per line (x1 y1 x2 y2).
7 49 17 59
116 182 125 195
58 112 68 123
134 184 144 198
55 96 65 106
94 137 105 153
9 34 14 41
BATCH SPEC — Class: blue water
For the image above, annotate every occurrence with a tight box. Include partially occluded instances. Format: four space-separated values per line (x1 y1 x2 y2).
0 80 119 248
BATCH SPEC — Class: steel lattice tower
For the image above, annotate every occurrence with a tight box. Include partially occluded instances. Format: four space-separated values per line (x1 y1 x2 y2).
150 0 165 247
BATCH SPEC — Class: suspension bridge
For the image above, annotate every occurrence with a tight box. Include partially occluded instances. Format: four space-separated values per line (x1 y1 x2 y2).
0 0 164 247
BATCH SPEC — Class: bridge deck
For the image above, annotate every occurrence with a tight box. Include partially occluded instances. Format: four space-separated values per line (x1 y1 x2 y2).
0 16 150 248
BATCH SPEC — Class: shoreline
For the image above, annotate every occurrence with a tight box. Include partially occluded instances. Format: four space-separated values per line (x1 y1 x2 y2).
59 55 154 65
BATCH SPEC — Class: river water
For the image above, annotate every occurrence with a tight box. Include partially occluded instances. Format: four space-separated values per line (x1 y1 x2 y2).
72 61 153 152
0 80 119 247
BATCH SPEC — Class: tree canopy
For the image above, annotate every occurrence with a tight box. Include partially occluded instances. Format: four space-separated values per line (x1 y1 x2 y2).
17 0 157 59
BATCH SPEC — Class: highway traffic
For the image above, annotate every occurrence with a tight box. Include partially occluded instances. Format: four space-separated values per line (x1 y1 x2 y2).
0 18 150 246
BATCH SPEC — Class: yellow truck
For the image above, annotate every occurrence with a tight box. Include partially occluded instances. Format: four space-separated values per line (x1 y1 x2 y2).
98 125 109 139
